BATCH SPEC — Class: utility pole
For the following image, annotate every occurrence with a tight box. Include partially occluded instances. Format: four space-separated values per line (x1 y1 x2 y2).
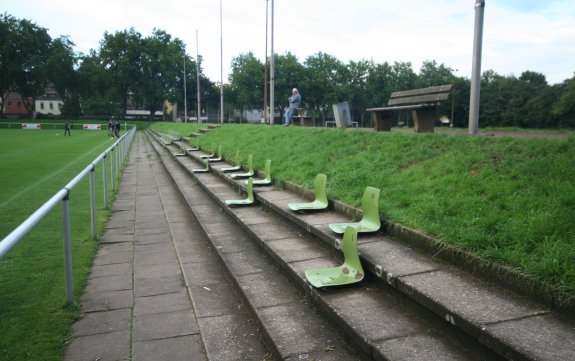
270 0 275 125
264 0 269 124
196 30 201 124
220 0 224 124
469 0 485 135
183 51 187 123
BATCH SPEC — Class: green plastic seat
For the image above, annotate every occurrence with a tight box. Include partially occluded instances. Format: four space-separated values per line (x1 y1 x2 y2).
221 150 242 172
192 158 210 173
225 177 255 206
231 154 255 179
208 145 223 162
250 159 272 186
288 173 328 211
305 226 364 288
328 186 381 234
200 143 216 159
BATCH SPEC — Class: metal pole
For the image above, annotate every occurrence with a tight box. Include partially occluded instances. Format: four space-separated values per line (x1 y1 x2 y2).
469 0 485 135
61 192 74 305
89 168 97 240
184 51 187 123
117 143 121 178
196 30 201 124
270 0 275 125
220 0 224 124
111 147 115 192
264 0 269 124
103 155 108 209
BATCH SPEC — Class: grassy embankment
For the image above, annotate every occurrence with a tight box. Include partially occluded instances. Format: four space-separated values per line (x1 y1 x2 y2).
153 123 575 304
0 128 124 361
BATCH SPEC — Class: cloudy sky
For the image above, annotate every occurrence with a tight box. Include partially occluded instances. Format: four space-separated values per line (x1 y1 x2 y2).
4 0 575 85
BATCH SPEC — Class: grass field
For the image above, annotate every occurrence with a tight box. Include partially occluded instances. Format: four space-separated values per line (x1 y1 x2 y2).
0 128 125 361
153 123 575 304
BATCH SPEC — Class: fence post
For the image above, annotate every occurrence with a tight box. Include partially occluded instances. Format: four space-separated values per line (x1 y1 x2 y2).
61 191 74 305
89 167 97 240
103 154 108 209
111 147 115 192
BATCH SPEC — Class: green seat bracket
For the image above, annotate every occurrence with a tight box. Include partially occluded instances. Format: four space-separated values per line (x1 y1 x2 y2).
192 159 210 173
305 226 364 288
200 143 216 159
288 173 328 211
231 154 255 179
221 149 242 172
208 145 223 162
174 147 187 156
328 186 381 234
225 177 255 206
251 159 272 185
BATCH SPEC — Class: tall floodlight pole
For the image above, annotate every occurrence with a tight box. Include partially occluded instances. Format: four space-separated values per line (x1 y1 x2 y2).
220 0 224 123
264 0 269 124
183 51 187 123
469 0 485 135
269 0 275 125
196 30 202 123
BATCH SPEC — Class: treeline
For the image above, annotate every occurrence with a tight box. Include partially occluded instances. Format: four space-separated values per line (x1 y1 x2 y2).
1 13 574 127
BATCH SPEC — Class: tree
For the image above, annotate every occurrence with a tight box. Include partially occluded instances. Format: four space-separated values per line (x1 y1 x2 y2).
228 52 264 121
346 59 372 125
98 28 143 118
552 74 575 127
138 29 185 119
0 13 54 115
302 52 345 122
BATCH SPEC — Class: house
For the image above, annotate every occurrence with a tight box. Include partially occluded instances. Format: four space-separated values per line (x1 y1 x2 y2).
35 88 63 116
1 89 63 118
2 92 34 118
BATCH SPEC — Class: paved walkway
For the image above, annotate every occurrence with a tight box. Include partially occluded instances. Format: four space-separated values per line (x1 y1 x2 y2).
64 133 268 361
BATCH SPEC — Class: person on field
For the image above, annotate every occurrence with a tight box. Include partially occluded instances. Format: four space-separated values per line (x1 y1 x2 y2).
283 88 301 127
108 119 114 137
64 121 71 136
114 121 120 138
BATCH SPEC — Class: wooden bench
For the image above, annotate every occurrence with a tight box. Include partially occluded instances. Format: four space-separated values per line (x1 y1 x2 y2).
292 108 314 127
366 84 454 133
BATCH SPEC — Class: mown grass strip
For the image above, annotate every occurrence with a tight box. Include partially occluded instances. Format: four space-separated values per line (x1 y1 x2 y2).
154 123 575 301
0 128 124 361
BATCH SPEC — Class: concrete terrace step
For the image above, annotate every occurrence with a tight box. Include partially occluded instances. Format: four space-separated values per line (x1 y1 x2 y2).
65 133 270 361
154 131 575 361
148 135 370 360
148 132 506 360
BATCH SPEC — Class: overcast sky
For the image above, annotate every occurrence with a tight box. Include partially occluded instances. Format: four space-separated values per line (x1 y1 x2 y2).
4 0 575 85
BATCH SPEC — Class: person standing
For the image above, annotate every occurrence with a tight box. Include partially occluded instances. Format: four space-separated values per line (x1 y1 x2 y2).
108 118 114 138
64 121 71 136
283 88 301 127
114 120 120 138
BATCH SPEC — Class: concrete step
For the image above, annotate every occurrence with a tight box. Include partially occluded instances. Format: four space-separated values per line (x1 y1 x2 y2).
148 132 507 360
65 133 270 361
149 134 368 360
149 130 575 361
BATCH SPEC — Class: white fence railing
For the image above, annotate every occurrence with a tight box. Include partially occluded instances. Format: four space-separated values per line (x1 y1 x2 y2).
0 126 136 304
